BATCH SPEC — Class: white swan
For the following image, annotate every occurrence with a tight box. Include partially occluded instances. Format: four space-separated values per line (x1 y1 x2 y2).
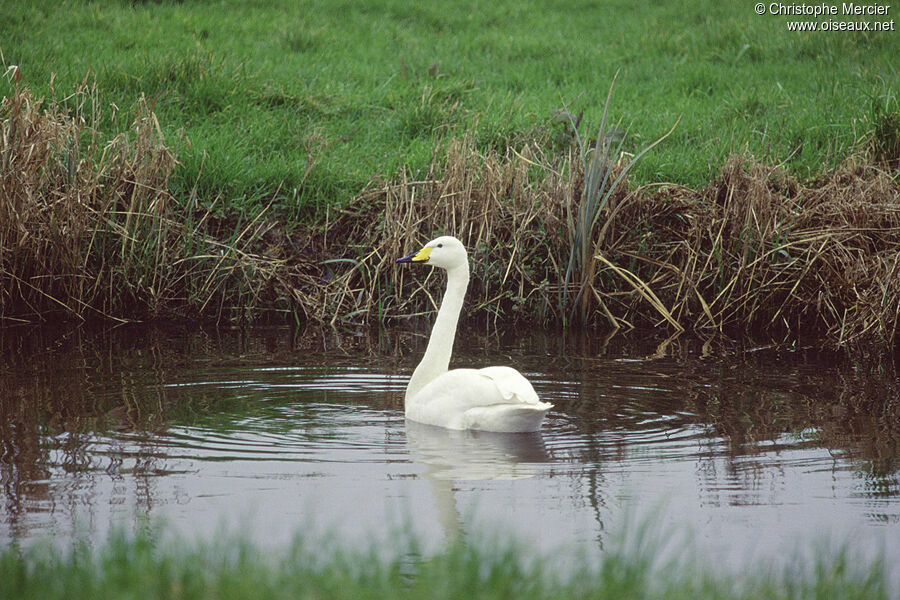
396 235 553 432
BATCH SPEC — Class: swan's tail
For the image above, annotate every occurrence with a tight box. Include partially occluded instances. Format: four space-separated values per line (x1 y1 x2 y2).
463 402 553 433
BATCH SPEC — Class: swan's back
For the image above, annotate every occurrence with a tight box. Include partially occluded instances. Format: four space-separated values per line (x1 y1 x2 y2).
405 366 552 432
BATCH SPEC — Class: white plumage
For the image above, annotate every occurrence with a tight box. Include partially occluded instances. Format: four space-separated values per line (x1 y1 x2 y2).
396 236 552 432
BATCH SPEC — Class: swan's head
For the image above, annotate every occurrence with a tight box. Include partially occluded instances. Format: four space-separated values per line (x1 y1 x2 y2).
396 235 468 271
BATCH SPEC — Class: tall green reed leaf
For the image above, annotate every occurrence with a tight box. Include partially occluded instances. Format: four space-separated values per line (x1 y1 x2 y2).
561 76 677 322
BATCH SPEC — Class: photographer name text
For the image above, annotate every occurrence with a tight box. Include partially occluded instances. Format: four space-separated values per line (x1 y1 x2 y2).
764 2 890 16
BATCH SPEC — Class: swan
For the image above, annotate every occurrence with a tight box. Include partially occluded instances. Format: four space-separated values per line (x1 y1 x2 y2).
396 235 553 432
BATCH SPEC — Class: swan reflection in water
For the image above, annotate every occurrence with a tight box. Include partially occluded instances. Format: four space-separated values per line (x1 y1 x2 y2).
406 420 550 480
405 420 550 543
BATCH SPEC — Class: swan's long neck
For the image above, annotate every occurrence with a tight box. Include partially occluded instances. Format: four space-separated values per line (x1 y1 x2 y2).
406 261 469 402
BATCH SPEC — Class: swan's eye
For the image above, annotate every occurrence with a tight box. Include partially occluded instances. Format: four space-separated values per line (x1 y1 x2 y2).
437 244 443 248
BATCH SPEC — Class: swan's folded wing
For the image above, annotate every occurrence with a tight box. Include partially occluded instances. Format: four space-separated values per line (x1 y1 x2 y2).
477 366 544 405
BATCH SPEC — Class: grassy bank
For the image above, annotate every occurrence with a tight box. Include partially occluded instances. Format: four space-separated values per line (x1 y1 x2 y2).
1 0 897 213
2 79 899 345
2 1 899 343
0 526 891 600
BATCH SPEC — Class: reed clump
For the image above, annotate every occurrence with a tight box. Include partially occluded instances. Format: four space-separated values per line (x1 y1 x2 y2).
601 157 900 345
1 78 178 321
0 79 317 323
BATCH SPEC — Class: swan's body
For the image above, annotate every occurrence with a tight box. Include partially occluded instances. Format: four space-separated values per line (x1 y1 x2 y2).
396 236 552 432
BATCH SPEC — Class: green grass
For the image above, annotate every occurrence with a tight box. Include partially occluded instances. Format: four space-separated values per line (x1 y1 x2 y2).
1 523 890 600
2 0 896 217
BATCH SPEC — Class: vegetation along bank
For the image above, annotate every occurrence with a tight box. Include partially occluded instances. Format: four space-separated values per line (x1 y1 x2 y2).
2 77 898 348
1 0 899 346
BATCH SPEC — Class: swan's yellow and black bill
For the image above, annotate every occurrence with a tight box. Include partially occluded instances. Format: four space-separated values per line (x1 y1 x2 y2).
396 246 432 264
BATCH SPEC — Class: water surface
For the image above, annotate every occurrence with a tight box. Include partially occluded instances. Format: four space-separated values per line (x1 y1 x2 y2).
1 324 898 577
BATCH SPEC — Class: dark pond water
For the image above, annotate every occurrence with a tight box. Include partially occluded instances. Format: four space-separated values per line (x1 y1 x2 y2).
1 324 898 578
